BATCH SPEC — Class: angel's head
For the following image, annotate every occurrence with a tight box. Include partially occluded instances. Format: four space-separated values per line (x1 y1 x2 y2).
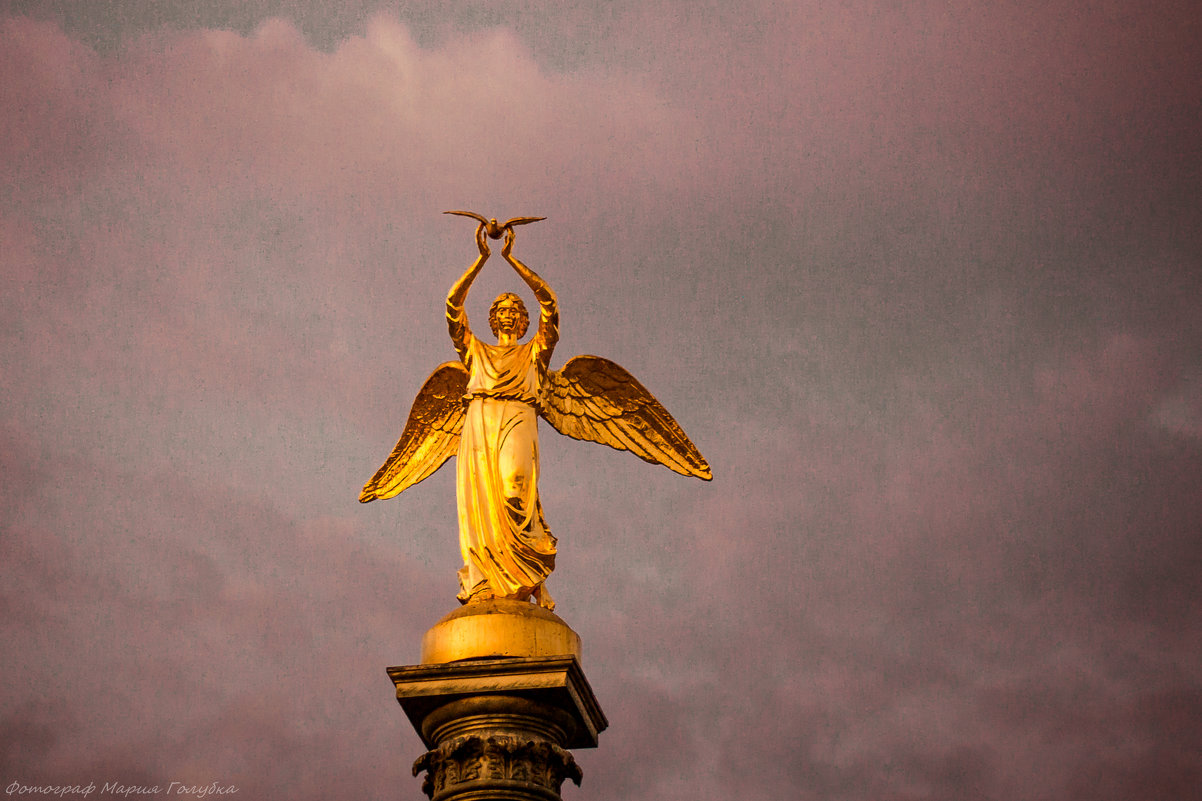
489 293 529 339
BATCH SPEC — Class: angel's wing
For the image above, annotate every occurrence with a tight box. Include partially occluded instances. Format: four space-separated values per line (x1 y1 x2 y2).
359 362 469 502
541 356 712 480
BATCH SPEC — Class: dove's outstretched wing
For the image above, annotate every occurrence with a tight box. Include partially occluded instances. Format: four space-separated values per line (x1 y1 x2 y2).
444 210 487 225
359 362 469 502
541 356 712 480
500 215 546 228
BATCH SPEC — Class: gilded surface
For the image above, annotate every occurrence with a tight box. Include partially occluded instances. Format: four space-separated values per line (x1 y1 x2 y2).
361 215 711 607
420 598 582 664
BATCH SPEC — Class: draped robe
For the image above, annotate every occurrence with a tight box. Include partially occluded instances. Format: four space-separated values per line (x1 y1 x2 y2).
447 293 559 602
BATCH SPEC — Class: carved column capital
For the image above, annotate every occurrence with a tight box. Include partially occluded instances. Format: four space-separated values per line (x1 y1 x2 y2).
413 733 582 801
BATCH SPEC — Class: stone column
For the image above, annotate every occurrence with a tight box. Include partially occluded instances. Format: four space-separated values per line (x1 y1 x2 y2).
388 600 607 801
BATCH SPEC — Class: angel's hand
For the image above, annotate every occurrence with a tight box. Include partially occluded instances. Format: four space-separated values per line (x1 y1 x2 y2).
502 226 516 258
476 224 491 257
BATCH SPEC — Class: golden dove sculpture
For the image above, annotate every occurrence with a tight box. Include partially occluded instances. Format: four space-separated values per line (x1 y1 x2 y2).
443 210 546 239
361 217 710 609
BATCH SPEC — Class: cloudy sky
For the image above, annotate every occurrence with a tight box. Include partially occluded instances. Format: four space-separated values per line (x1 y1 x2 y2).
3 2 1200 799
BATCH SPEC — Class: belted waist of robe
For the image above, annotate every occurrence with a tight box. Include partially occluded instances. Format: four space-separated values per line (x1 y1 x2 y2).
463 390 543 410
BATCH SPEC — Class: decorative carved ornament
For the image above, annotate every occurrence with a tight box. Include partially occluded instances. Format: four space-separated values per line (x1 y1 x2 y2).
413 734 582 800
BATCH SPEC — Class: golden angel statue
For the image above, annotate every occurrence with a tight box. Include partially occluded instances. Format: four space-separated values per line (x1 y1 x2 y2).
360 215 711 610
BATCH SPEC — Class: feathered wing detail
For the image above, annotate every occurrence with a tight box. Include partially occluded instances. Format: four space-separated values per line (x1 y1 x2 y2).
444 210 487 224
541 355 713 480
501 215 546 228
359 362 469 502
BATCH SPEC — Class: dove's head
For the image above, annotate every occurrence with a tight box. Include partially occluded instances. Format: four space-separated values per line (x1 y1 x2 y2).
489 293 529 339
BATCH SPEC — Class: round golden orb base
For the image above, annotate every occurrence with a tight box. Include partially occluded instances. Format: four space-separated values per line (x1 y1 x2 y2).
421 598 582 664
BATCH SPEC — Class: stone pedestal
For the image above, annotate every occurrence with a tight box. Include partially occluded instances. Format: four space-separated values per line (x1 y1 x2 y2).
389 600 607 801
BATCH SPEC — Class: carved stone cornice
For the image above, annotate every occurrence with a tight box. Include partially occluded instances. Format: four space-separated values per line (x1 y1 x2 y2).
389 656 607 749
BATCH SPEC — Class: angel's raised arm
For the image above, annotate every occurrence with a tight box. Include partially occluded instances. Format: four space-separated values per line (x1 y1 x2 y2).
501 228 559 353
446 224 490 359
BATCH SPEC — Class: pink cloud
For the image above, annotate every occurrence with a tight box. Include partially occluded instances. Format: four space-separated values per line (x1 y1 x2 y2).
89 15 704 213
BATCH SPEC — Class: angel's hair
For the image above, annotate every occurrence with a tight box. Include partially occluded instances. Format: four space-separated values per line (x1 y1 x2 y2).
489 293 530 338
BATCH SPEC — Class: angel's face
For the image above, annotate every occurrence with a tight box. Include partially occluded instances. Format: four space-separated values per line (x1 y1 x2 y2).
489 295 529 339
494 301 521 335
